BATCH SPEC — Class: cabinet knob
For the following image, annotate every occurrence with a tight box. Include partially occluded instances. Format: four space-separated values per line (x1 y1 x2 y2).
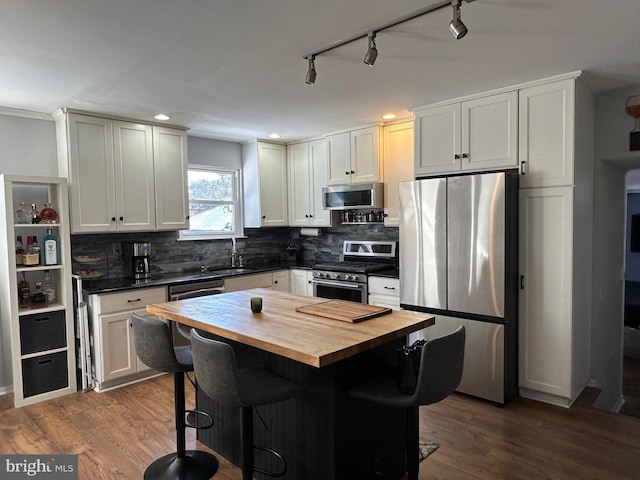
309 214 313 218
262 215 266 219
350 170 355 174
454 154 461 159
305 214 309 218
462 153 469 159
345 171 350 175
111 217 116 222
119 216 124 221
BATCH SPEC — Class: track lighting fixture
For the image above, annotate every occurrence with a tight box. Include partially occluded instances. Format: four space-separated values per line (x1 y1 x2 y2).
449 0 468 40
363 32 378 66
305 56 316 85
302 0 476 83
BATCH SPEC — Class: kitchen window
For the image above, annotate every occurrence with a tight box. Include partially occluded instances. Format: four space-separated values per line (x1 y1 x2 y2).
179 166 244 240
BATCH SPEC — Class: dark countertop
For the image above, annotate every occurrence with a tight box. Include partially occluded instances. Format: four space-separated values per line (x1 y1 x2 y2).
368 267 399 279
81 264 315 294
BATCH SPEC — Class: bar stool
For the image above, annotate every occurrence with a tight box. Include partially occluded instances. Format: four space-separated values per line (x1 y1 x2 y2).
348 326 465 480
190 330 303 480
131 311 219 480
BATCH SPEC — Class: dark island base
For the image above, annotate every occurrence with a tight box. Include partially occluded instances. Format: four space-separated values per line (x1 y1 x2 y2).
196 335 409 480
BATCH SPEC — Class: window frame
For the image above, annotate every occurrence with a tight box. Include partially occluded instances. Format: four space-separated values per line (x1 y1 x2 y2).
179 164 244 241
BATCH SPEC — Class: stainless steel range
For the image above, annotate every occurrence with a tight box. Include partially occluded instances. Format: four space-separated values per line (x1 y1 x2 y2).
312 240 397 304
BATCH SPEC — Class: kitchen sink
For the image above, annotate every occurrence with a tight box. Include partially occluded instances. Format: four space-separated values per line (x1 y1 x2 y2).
209 268 254 275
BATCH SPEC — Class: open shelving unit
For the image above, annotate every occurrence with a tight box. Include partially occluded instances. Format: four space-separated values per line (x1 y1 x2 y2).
0 175 77 407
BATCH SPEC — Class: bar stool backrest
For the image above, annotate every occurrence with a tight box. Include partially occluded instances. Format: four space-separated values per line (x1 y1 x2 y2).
412 325 465 406
131 312 185 373
191 330 245 407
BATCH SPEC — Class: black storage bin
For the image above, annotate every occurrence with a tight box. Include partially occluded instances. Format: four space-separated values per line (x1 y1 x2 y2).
22 351 68 398
20 310 66 355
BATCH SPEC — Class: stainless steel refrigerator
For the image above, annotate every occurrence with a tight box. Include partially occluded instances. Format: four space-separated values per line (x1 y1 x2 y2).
399 171 518 404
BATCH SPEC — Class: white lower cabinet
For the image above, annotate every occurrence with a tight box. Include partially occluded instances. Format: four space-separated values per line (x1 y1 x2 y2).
88 286 167 391
368 277 400 309
272 270 290 292
518 186 591 406
290 269 314 297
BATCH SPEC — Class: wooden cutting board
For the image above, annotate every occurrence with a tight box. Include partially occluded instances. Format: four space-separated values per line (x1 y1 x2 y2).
295 299 392 323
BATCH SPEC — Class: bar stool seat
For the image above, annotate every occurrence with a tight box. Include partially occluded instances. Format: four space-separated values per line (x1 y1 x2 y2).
131 311 219 480
190 330 303 480
348 326 465 480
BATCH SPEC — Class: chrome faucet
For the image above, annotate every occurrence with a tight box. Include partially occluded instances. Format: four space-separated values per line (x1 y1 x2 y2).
231 237 238 267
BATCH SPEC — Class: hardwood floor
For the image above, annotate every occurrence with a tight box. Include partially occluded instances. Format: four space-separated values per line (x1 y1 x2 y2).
1 374 639 479
621 354 640 418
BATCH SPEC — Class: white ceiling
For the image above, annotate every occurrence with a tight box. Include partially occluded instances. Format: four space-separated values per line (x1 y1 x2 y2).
1 0 639 143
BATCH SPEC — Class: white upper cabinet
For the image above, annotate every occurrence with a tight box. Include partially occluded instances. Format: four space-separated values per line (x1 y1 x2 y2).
382 121 414 227
153 126 190 230
414 91 518 176
327 126 382 185
288 139 331 227
518 79 575 188
55 111 188 233
243 140 288 227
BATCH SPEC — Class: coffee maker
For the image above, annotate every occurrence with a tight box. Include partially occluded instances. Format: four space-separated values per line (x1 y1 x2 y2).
123 242 151 280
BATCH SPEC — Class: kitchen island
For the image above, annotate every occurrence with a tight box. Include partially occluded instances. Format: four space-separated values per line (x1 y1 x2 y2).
147 288 434 480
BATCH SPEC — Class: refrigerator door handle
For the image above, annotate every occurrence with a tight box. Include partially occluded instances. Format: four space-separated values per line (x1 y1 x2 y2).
520 275 525 289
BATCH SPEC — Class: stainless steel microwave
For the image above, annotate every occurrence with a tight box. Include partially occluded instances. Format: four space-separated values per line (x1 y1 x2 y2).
322 183 384 210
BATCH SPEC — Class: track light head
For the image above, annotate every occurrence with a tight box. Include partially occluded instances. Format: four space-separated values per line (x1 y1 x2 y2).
363 32 378 66
305 56 316 85
449 0 468 39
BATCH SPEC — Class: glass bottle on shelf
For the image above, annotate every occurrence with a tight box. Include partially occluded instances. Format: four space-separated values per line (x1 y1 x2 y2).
15 202 31 224
16 235 25 265
18 273 30 308
43 228 60 266
42 270 56 304
40 202 58 224
30 203 41 224
30 235 41 264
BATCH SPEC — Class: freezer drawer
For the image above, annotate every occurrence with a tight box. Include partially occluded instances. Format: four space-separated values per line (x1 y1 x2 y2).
410 315 505 404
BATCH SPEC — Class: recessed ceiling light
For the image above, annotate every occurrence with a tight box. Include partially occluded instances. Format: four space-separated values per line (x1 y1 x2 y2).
269 133 281 139
382 113 397 120
154 114 170 121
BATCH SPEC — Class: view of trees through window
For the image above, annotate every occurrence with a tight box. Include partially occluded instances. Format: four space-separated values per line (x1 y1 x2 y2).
186 169 238 235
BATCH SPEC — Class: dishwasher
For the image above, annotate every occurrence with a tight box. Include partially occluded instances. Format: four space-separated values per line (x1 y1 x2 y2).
168 278 225 345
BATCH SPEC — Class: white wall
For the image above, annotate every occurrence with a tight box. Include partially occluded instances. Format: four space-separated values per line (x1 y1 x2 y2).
0 112 58 176
591 84 640 411
187 135 242 169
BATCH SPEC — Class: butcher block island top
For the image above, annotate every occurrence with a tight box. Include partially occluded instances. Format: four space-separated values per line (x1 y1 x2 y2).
146 288 434 368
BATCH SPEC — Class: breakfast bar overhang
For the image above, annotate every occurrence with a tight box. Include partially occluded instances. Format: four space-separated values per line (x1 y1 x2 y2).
147 288 434 479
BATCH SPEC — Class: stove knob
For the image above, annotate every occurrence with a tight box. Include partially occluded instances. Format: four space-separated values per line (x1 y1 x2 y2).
331 273 340 279
346 274 355 281
320 272 328 278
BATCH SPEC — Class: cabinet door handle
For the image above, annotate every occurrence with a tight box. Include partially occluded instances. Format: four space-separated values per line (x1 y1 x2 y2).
383 286 396 290
520 161 527 175
119 216 124 221
262 215 266 219
350 170 355 174
111 217 116 222
520 275 525 290
127 298 142 303
309 214 313 218
454 154 461 159
305 214 309 218
345 171 350 175
462 153 469 159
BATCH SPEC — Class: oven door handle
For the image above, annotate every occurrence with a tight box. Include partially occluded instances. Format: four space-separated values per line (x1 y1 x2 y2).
313 280 365 290
171 287 225 300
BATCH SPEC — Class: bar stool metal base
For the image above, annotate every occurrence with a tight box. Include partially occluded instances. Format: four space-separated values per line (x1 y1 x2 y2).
143 450 219 480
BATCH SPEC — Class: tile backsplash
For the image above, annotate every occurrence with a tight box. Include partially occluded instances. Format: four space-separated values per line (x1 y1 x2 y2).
70 224 398 280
